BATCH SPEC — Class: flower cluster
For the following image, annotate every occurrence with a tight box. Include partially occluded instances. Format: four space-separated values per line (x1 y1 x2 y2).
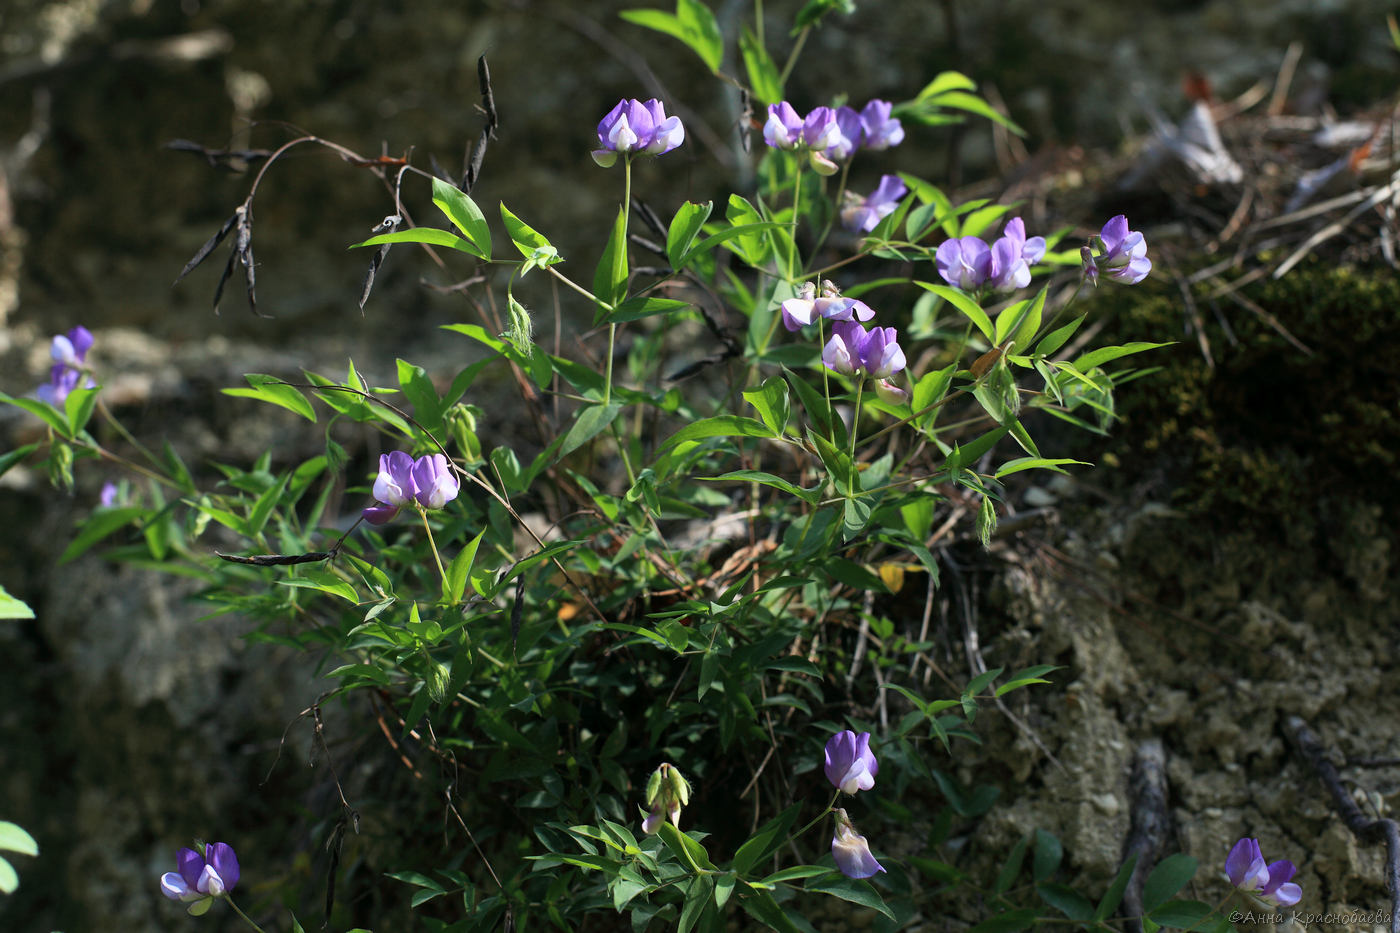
935 217 1046 293
841 175 908 233
1226 837 1301 908
37 325 96 406
591 98 685 168
640 762 691 835
764 99 903 174
824 731 885 879
363 451 460 525
780 280 874 332
781 281 909 401
160 842 239 915
1081 214 1151 285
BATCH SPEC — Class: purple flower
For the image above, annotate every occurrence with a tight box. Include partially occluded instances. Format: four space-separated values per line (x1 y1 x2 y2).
780 281 874 331
986 217 1046 291
1226 837 1302 908
1259 859 1302 908
1225 838 1269 892
841 175 907 233
411 453 460 509
364 452 458 524
859 327 906 379
825 106 864 161
824 730 879 794
763 102 805 150
801 106 839 151
1095 215 1151 284
160 842 240 907
823 321 868 375
935 237 992 290
831 809 885 879
859 100 904 150
37 325 96 406
99 481 118 507
640 762 690 835
591 98 684 167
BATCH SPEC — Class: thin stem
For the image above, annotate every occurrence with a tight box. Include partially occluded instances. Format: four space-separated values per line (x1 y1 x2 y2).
604 159 634 406
419 506 448 587
224 895 268 933
811 157 852 258
788 159 802 281
777 25 811 88
789 791 843 844
849 380 863 462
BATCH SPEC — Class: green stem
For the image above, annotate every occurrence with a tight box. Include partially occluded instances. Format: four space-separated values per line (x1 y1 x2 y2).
224 895 268 933
604 159 634 406
777 25 811 87
419 505 448 587
788 159 802 281
849 380 863 462
789 791 843 844
811 157 852 258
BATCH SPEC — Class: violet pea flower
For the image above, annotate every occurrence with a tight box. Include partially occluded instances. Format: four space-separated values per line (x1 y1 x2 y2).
1080 244 1099 287
824 730 879 794
592 98 684 167
841 175 907 233
411 453 460 509
365 450 417 525
1097 214 1151 284
780 282 874 331
1225 837 1270 893
859 326 906 379
825 105 864 161
935 236 992 290
859 99 905 150
986 217 1046 291
1259 859 1302 908
160 842 240 908
831 809 885 879
763 102 805 150
37 325 96 406
822 321 868 376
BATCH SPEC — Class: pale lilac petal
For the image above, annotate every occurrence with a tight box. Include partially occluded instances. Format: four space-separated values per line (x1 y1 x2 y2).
780 298 817 332
411 453 460 509
160 871 194 901
831 809 886 879
373 451 417 507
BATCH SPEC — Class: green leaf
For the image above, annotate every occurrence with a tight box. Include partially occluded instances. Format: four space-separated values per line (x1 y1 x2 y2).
1033 313 1086 357
1147 899 1213 928
657 415 774 452
914 70 977 99
59 506 147 564
667 201 713 270
396 359 442 435
609 297 691 323
678 875 713 933
1142 854 1198 913
994 664 1061 696
558 402 623 460
759 865 831 884
993 457 1086 479
280 571 359 603
915 282 993 341
704 470 817 504
352 226 478 254
594 205 629 317
621 0 723 72
1072 342 1171 371
922 89 1025 134
804 874 895 920
0 822 38 856
996 285 1048 349
64 385 101 437
246 471 288 538
442 529 486 605
499 202 563 270
1033 830 1063 882
0 391 71 436
713 872 736 909
0 586 34 620
0 855 17 895
223 374 316 422
443 322 507 354
1095 853 1138 921
795 0 856 28
732 804 801 875
739 25 782 104
0 443 39 480
1038 883 1093 921
739 887 803 933
657 823 716 873
993 832 1029 893
742 376 790 437
431 175 491 259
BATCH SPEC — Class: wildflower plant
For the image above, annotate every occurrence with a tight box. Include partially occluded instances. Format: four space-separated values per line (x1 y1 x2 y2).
0 2 1249 932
